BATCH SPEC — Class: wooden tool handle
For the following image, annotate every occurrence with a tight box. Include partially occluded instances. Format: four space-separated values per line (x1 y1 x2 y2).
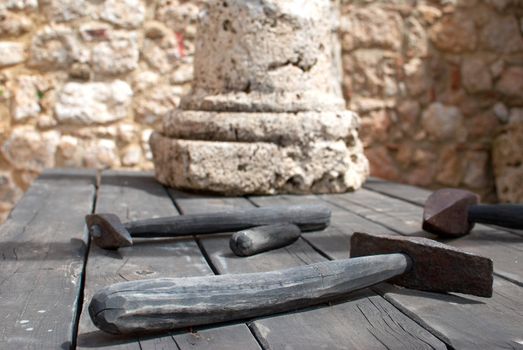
229 223 301 256
125 205 330 237
89 254 410 335
468 204 523 229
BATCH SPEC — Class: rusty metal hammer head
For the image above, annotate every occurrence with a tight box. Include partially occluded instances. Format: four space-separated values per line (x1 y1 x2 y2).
350 232 493 297
86 214 133 250
422 188 480 237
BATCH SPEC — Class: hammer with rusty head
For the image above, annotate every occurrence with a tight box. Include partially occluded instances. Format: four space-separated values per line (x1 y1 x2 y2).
89 232 493 335
86 205 331 250
423 188 523 237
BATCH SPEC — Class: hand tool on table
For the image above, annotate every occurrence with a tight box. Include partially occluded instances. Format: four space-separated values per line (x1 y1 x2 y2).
229 223 302 256
89 232 493 335
423 188 523 237
86 205 330 250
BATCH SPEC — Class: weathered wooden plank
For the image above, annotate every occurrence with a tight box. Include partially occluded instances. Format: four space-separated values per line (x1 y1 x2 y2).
173 324 262 350
321 189 523 286
364 177 523 237
375 277 523 349
250 289 447 350
364 177 432 207
313 189 523 349
0 168 96 349
171 192 447 349
76 172 259 350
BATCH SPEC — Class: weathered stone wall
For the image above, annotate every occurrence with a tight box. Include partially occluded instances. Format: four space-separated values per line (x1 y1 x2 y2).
0 0 203 222
0 0 522 222
340 0 523 203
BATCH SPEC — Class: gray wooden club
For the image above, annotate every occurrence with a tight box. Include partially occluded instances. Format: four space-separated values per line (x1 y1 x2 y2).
89 232 493 335
86 205 331 250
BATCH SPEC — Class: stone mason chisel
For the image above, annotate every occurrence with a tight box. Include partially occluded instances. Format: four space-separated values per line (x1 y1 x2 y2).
89 232 493 335
86 205 331 250
423 188 523 237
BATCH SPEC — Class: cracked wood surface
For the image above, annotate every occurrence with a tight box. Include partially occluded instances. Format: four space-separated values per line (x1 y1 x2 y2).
0 169 96 349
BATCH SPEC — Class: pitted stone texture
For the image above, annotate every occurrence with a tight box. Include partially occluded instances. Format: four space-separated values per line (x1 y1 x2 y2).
29 25 87 69
429 12 477 53
0 42 25 67
421 102 465 141
162 110 360 146
134 84 183 126
56 135 121 168
55 80 132 125
182 0 344 112
0 0 37 11
340 6 402 52
99 0 145 29
91 31 139 75
150 133 368 195
11 75 53 122
1 127 59 171
493 118 523 202
40 0 89 22
155 0 200 37
0 11 32 37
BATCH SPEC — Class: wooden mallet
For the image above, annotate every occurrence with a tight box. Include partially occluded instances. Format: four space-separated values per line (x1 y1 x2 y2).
423 188 523 237
89 232 493 335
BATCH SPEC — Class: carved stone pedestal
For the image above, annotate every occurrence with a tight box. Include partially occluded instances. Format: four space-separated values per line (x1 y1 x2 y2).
150 0 369 194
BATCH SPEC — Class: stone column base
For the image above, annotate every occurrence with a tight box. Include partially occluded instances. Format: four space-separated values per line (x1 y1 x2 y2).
150 110 369 195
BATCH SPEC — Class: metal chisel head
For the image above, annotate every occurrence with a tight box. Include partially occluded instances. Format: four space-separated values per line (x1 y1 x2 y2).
86 213 133 250
350 232 493 297
423 188 480 237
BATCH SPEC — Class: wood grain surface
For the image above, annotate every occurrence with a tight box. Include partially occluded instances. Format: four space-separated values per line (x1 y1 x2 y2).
0 169 96 349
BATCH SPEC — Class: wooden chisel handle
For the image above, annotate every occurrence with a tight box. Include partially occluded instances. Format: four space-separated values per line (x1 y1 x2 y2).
468 204 523 229
89 254 410 335
125 205 331 237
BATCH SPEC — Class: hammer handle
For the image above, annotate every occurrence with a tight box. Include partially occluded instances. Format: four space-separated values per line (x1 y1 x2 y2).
468 204 523 229
124 205 330 237
89 253 410 335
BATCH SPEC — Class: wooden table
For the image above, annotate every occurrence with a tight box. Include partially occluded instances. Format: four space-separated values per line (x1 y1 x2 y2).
1 169 522 349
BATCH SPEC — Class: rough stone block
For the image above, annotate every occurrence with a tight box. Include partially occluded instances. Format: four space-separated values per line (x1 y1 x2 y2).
162 110 360 145
493 119 523 202
55 80 132 125
99 0 145 29
11 75 51 121
150 132 368 195
182 0 345 113
0 42 25 67
1 127 59 171
91 31 139 75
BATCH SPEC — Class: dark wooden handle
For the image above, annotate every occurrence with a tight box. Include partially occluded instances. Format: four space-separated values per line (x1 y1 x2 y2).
89 254 410 335
229 223 301 256
468 204 523 229
125 205 330 237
